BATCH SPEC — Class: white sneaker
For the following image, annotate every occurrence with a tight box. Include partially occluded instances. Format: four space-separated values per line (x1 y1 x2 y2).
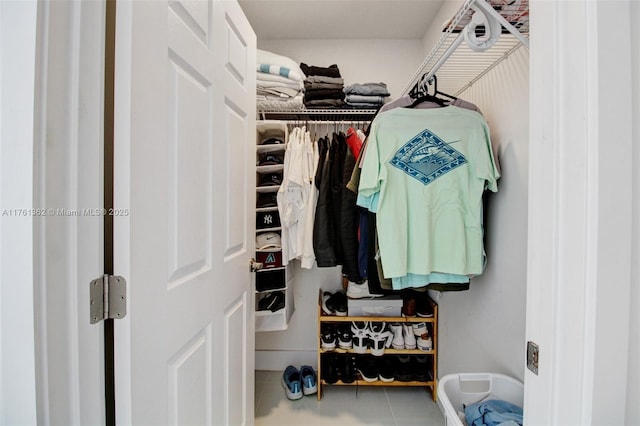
402 324 416 349
412 323 433 351
389 323 404 350
346 280 383 299
368 322 392 356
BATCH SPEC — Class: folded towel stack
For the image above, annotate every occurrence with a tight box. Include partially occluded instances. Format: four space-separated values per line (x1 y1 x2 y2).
343 82 390 109
257 49 304 111
300 63 345 109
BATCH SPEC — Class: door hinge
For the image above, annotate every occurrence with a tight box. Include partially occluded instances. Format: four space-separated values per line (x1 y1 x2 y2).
90 275 127 324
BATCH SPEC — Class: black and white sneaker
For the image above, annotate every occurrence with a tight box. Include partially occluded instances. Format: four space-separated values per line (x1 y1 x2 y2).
321 291 348 316
351 321 370 354
377 357 395 383
258 291 282 311
337 325 353 350
320 324 337 351
368 322 392 356
357 355 378 382
322 291 335 315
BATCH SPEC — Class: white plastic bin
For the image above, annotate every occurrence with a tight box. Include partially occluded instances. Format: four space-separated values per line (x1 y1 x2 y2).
437 373 524 426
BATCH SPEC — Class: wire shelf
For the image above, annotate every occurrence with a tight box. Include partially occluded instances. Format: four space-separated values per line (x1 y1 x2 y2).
402 0 529 97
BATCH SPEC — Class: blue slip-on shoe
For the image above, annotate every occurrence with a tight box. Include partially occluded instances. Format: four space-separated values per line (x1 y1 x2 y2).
300 365 317 396
281 365 303 400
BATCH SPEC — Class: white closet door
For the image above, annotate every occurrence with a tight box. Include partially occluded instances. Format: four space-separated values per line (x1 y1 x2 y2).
114 0 256 424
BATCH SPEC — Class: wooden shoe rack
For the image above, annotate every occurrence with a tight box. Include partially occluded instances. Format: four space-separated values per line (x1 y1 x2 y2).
316 289 438 401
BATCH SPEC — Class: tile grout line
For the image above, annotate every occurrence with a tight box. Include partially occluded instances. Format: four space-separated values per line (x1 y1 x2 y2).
384 387 400 426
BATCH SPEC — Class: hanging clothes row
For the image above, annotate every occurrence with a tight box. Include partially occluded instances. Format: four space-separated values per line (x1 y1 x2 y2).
276 123 367 284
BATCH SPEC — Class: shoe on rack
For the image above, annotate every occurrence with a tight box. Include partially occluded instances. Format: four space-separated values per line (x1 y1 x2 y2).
300 365 318 396
346 280 383 299
402 324 416 350
337 324 353 350
368 322 392 356
320 324 337 351
341 354 357 384
332 291 348 316
394 355 414 382
351 321 370 354
281 365 303 400
401 296 416 317
321 291 335 315
322 354 340 384
412 322 433 351
322 291 348 316
416 292 434 318
389 323 404 350
412 355 430 382
377 357 395 383
357 355 378 382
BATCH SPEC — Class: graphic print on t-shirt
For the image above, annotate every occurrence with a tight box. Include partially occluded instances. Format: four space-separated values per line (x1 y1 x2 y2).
389 128 467 186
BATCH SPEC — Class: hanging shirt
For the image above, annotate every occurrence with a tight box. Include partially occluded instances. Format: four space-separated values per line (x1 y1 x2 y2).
299 130 319 269
357 106 499 279
277 127 301 263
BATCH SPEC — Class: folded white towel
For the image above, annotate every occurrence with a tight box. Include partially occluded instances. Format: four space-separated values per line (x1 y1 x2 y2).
257 49 304 82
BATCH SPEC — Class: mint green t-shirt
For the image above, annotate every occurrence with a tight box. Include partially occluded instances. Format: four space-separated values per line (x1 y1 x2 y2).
357 106 499 279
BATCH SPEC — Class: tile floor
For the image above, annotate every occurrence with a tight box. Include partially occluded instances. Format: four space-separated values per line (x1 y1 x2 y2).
255 370 446 426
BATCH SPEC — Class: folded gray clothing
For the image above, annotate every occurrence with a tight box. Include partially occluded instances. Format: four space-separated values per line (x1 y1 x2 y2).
303 99 345 107
305 75 344 85
343 82 390 97
345 94 386 104
304 81 344 90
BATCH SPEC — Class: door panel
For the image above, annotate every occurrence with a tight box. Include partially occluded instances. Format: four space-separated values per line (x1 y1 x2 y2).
115 0 256 424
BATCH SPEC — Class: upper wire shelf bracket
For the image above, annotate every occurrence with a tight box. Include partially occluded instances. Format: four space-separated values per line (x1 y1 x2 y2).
402 0 529 97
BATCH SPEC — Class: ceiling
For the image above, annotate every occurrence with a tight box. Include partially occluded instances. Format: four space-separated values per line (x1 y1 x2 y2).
238 0 447 40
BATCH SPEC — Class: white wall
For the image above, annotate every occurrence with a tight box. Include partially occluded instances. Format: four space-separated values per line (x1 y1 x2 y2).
257 39 423 102
255 38 422 369
419 0 529 381
434 48 529 381
628 1 640 422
